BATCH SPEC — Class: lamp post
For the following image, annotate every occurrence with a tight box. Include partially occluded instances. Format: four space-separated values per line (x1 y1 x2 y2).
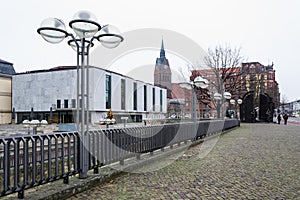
23 119 48 134
213 91 232 118
230 98 243 119
179 76 208 122
37 11 123 178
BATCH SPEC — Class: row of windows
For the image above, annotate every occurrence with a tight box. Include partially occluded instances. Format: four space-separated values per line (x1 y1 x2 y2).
57 99 76 109
56 75 163 112
160 75 171 82
106 75 163 112
56 75 164 112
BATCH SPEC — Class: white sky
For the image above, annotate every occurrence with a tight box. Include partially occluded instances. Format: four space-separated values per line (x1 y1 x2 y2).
0 0 299 101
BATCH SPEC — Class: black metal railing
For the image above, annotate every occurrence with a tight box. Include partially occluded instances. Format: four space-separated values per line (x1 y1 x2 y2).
0 119 239 198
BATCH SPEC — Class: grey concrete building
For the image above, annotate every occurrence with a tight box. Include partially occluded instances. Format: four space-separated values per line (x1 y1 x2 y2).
12 66 167 124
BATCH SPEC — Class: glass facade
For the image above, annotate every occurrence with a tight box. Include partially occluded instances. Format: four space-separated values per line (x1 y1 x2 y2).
160 89 163 112
121 79 126 110
106 74 111 109
57 99 61 109
152 88 155 111
144 85 147 111
133 82 137 110
71 99 76 108
64 99 68 108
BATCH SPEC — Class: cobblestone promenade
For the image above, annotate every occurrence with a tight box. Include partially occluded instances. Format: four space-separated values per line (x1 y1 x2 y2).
69 123 300 200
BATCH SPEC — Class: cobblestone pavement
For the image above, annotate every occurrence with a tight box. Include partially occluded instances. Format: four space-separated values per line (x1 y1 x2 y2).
68 123 300 200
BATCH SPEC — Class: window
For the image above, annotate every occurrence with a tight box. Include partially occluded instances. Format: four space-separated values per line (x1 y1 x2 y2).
268 83 273 88
152 88 155 111
72 99 76 108
57 100 61 109
106 75 111 109
268 74 273 80
121 79 126 110
144 85 147 111
64 99 68 108
133 82 137 110
160 89 163 112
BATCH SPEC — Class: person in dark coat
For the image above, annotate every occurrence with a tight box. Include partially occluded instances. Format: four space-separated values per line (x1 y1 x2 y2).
283 113 288 125
277 114 281 124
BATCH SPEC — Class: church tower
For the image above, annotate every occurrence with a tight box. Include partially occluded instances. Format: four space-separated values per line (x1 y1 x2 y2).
154 39 172 98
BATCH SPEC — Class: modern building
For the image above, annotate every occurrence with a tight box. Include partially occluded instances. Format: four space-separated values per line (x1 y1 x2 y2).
283 100 300 116
0 59 16 124
12 66 167 124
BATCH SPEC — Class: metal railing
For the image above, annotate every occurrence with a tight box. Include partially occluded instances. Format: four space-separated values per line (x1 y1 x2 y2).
0 119 239 198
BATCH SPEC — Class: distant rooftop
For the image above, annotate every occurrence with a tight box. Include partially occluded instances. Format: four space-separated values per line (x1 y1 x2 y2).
0 59 16 75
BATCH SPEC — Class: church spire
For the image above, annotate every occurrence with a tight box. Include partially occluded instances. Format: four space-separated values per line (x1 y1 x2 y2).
160 38 165 59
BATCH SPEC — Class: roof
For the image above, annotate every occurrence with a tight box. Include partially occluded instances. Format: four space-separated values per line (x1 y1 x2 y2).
0 59 15 75
15 65 160 87
16 66 77 75
0 59 13 65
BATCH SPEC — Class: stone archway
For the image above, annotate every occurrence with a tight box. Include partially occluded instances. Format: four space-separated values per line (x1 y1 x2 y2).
240 92 254 123
259 93 274 122
240 92 274 123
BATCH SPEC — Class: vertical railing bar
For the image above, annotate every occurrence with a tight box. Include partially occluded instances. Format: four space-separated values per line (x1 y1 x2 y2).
47 135 51 181
66 134 71 174
54 135 58 178
23 138 28 188
12 138 19 190
88 131 92 169
31 136 37 186
73 132 79 172
40 136 45 183
3 140 9 193
61 135 65 177
98 131 102 168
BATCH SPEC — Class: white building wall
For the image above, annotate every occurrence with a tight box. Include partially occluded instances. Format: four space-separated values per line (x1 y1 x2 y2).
12 67 167 123
91 68 106 111
126 78 134 112
136 81 144 112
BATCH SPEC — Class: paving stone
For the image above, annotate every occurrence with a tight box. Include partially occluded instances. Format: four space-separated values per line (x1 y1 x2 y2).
67 123 300 199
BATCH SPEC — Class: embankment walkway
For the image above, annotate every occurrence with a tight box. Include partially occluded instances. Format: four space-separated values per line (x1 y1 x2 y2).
68 123 299 199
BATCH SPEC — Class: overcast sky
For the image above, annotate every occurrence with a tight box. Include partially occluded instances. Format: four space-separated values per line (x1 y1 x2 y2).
1 0 299 101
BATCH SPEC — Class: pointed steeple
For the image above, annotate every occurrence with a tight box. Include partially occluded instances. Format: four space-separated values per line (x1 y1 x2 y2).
160 38 165 59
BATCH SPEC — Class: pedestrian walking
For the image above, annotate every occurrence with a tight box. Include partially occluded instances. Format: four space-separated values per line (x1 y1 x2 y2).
283 113 288 125
277 114 281 124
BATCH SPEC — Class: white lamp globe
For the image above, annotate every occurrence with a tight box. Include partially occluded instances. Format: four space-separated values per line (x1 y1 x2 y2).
69 10 101 38
97 25 124 48
38 18 68 44
213 93 222 100
223 92 232 100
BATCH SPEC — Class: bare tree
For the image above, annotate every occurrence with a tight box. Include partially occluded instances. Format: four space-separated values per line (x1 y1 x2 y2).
202 44 245 118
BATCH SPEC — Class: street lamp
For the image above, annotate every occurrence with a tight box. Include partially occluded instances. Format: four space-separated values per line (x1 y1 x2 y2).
213 91 232 118
179 76 208 122
23 119 48 134
37 11 123 178
230 98 243 118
